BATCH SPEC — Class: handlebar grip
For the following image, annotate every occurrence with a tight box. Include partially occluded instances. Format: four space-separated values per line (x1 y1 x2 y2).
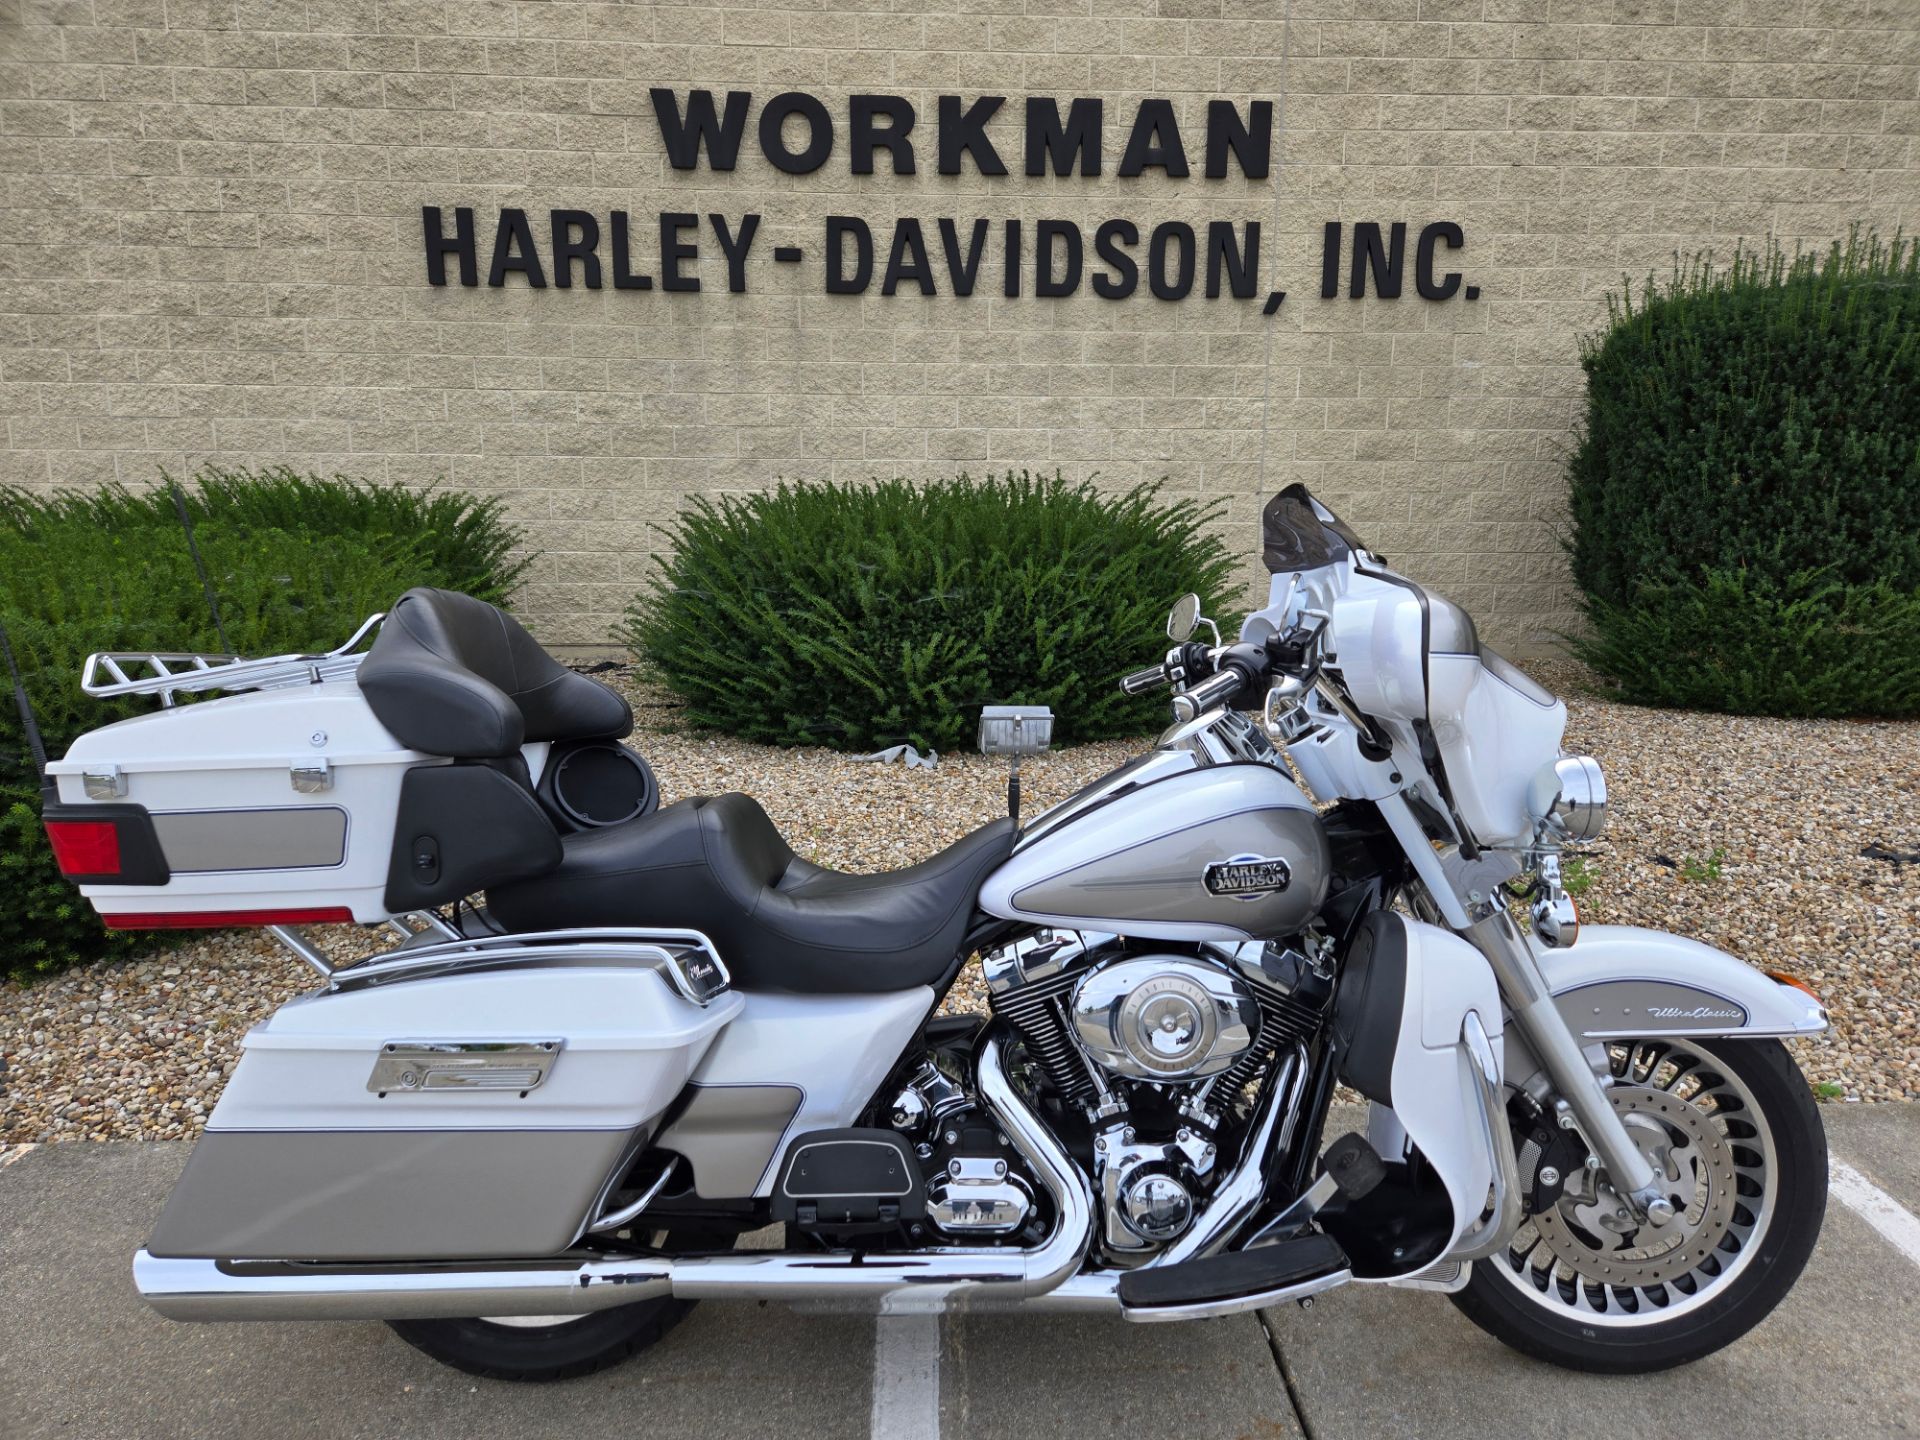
1176 667 1244 716
1188 668 1244 708
1119 664 1170 695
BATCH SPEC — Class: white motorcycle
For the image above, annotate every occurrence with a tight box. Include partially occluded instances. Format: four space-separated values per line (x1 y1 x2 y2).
38 485 1828 1380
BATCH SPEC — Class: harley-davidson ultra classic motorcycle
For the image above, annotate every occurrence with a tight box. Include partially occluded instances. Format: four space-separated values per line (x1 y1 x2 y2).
36 485 1828 1381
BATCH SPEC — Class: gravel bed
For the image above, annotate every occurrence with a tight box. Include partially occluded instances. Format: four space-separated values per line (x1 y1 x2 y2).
2 664 1913 1143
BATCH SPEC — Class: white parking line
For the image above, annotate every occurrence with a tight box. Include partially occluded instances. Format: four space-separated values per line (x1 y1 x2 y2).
0 1143 38 1169
871 1313 940 1440
1830 1157 1920 1268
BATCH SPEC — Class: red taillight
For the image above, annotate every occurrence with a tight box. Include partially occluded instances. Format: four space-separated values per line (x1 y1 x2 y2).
45 819 122 877
100 907 356 930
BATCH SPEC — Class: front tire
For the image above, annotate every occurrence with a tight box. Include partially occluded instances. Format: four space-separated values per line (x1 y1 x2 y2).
1450 1037 1825 1373
388 1230 730 1382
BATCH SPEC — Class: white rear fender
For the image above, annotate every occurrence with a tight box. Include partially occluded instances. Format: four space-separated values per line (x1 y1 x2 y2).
1534 925 1829 1041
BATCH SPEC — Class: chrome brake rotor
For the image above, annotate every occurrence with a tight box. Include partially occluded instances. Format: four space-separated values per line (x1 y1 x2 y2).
1532 1083 1737 1289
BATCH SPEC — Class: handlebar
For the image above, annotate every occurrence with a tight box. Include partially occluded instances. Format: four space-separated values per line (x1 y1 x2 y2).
1171 667 1244 720
1119 663 1171 695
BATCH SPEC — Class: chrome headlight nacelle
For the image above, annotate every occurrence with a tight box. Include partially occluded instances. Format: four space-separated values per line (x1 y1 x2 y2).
1527 754 1607 842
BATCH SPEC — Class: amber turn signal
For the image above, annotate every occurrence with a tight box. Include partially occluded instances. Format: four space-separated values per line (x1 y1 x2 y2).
1765 970 1823 1005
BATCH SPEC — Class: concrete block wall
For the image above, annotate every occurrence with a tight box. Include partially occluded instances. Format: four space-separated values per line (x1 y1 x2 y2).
1 0 1915 650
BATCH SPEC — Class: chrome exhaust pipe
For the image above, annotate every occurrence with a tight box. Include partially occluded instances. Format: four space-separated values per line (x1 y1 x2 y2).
135 1037 1095 1323
134 1251 673 1323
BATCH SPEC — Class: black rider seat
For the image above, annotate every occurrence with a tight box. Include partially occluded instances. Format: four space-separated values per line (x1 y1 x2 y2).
487 794 1017 995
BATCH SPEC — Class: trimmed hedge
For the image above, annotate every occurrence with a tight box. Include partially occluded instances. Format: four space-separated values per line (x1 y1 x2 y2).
1567 234 1920 716
0 470 527 982
626 472 1234 752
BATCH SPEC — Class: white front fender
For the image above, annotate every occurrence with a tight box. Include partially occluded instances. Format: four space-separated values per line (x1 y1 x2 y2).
1533 925 1828 1040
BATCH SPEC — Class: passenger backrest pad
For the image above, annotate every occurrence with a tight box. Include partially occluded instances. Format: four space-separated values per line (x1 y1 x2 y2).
357 587 633 758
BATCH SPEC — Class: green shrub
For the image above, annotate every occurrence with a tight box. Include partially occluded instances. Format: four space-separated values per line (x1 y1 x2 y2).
0 470 528 982
626 472 1234 751
1566 233 1920 716
0 465 529 605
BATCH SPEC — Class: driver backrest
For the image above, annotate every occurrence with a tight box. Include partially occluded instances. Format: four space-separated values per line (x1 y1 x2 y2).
357 587 632 758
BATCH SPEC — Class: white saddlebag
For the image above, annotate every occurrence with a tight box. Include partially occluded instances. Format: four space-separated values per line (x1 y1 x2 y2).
146 959 741 1261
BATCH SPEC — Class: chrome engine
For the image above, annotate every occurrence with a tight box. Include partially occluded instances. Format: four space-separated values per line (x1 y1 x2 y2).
974 930 1334 1259
886 1053 1037 1239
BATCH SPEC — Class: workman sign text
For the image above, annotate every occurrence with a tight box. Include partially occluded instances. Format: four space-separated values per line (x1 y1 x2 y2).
421 89 1478 316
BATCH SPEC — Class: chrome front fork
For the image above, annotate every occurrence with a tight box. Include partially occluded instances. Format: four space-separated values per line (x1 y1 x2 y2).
1463 909 1664 1213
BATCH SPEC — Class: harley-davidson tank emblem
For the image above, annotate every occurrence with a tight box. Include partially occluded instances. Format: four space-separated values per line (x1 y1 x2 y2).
1203 854 1293 899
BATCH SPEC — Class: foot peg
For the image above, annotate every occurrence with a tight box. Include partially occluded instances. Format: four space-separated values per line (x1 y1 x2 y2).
1252 1134 1386 1247
1321 1132 1387 1201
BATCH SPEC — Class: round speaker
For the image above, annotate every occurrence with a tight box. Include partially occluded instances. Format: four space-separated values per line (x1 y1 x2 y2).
543 740 658 830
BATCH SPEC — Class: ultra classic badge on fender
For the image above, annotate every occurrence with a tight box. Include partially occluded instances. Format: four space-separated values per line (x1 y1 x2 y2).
1202 853 1293 898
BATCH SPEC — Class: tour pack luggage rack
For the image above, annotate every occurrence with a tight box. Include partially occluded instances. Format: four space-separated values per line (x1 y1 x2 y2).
79 613 385 708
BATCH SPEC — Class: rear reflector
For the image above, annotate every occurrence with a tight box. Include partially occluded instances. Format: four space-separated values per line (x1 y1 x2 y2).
101 908 356 931
46 820 122 877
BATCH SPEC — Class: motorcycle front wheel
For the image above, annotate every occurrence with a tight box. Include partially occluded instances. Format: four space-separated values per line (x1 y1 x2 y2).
1451 1036 1826 1373
387 1229 731 1382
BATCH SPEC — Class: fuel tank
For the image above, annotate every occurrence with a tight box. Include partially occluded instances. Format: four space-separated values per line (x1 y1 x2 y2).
978 762 1331 943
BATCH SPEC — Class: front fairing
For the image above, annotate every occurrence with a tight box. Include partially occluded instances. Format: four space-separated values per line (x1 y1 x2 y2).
1242 486 1567 847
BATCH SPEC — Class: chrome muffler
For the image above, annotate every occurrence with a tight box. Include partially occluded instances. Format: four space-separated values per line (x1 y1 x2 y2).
135 1037 1096 1323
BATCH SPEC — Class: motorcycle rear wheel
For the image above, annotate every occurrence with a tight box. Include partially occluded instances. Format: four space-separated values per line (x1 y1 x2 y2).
387 1230 730 1382
1450 1036 1825 1374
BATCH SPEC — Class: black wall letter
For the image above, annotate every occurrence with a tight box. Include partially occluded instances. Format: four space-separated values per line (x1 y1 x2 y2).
649 89 751 171
759 92 834 174
938 95 1008 176
1148 221 1195 300
1415 221 1464 300
938 218 988 296
660 212 699 292
826 216 873 294
1092 219 1139 299
1036 220 1083 297
549 209 601 290
881 219 937 295
423 205 477 287
851 95 916 175
1349 221 1406 299
610 211 651 290
1320 222 1341 299
1204 100 1272 179
1025 97 1102 177
1204 220 1258 299
710 212 760 293
487 208 546 288
1119 99 1190 178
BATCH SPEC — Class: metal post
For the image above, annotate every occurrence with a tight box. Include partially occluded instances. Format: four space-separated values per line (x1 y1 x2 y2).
266 924 333 979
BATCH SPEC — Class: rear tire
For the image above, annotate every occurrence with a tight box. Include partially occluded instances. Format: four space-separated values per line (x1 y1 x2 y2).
1450 1037 1825 1374
387 1230 729 1382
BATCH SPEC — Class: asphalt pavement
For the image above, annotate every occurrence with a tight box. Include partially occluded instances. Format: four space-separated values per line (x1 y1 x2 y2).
3 1105 1915 1440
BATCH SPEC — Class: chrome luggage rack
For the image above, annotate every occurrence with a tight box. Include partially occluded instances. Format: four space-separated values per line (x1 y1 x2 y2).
80 613 385 707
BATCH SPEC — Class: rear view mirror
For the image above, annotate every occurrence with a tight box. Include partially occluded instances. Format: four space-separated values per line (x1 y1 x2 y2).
1167 594 1202 642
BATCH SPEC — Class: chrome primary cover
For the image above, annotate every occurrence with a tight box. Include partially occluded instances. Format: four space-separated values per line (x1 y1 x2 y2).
1071 957 1258 1081
978 764 1331 943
